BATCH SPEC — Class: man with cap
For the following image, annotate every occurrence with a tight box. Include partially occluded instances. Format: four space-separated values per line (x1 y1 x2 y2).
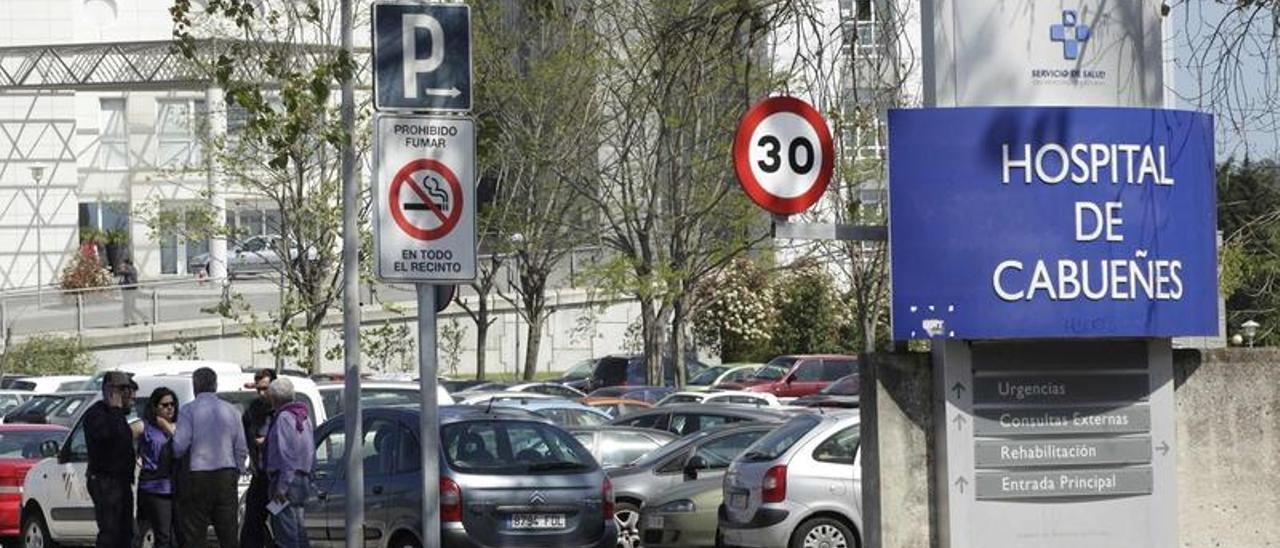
83 371 139 548
239 368 277 548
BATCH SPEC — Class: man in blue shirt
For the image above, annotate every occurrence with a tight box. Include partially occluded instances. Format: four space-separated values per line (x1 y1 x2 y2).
173 367 248 548
265 377 315 548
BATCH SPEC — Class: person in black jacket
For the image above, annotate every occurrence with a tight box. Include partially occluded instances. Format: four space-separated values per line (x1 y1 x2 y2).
138 387 179 548
83 371 138 548
239 368 277 548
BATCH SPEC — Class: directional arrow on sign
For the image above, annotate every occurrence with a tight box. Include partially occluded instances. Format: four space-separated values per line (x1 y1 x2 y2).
952 382 966 399
424 87 462 98
952 414 967 431
1156 441 1170 456
954 476 968 493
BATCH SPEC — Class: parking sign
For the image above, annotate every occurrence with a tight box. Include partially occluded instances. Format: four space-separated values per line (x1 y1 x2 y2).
372 2 472 111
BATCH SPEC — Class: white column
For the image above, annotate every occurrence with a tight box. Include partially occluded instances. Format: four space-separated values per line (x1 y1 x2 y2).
205 86 228 280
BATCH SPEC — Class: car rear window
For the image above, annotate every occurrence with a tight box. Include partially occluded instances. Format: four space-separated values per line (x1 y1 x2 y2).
739 414 820 462
442 420 597 475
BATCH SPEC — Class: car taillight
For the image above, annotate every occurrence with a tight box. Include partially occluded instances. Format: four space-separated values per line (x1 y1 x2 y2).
603 477 615 520
762 465 787 503
441 477 462 522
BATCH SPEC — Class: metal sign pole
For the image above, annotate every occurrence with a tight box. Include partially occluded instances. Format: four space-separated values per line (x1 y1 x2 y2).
339 0 364 545
418 284 441 548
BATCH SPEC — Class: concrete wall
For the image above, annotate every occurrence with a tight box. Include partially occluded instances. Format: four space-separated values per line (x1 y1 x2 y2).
862 346 1280 548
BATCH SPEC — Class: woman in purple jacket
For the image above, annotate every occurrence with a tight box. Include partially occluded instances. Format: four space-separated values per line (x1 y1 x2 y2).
138 387 179 548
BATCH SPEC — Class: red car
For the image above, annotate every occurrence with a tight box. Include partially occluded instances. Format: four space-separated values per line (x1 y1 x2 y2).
0 424 68 538
716 354 858 399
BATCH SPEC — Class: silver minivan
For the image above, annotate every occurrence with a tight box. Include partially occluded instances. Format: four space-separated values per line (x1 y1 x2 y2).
720 411 861 548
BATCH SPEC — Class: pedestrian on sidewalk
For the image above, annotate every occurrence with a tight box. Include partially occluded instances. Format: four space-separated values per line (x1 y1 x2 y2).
174 367 248 548
240 368 277 548
83 371 138 548
118 258 142 326
138 387 179 548
265 377 315 548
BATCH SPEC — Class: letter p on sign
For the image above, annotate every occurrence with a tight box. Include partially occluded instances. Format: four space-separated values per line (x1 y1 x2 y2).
373 2 472 112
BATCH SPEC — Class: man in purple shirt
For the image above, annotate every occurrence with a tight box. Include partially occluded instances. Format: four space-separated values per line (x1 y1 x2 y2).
173 367 248 548
265 377 315 548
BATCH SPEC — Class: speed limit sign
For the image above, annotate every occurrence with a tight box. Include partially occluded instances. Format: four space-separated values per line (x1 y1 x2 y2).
733 96 834 215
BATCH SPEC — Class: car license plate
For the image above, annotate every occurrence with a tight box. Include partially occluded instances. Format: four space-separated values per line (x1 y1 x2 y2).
510 514 566 529
730 493 748 509
647 515 665 529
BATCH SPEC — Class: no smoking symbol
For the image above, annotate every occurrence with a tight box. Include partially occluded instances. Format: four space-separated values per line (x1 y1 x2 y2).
390 159 464 241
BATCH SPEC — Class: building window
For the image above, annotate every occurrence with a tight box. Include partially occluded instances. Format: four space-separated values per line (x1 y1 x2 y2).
854 116 888 160
226 206 282 247
78 201 130 232
156 99 206 167
98 98 128 170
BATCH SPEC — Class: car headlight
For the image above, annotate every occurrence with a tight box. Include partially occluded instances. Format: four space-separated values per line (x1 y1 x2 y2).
659 499 696 513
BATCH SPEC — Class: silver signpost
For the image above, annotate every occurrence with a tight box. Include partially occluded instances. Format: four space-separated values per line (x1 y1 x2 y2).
372 5 474 547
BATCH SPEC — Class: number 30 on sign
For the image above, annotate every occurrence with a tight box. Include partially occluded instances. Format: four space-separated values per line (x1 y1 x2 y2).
733 96 834 216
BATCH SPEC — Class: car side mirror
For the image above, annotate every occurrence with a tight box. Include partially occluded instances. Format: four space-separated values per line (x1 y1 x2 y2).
39 440 59 459
684 455 707 481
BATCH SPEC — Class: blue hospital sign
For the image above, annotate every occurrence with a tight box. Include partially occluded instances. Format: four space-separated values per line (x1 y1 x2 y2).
373 2 472 111
888 107 1218 340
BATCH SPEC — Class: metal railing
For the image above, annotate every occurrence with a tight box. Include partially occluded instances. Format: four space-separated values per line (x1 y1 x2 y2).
0 277 234 337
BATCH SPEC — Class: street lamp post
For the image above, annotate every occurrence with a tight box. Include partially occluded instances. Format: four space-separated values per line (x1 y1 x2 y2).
28 166 45 307
1241 320 1261 348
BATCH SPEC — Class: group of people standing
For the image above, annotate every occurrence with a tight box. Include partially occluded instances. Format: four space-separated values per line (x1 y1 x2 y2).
83 367 315 548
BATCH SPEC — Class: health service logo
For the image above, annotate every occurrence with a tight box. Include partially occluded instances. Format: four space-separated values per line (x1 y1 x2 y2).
1050 10 1091 60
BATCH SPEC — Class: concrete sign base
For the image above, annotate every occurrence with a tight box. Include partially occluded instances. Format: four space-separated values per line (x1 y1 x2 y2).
934 339 1176 548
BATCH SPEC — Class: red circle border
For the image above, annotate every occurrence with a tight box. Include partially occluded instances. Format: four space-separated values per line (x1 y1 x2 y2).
389 159 464 241
732 96 834 216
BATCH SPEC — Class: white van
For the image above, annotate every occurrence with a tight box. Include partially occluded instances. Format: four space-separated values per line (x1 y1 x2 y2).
84 360 244 392
20 370 326 547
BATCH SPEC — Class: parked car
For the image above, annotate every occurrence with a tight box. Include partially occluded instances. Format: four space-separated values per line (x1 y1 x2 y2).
304 405 618 547
316 381 451 418
684 364 763 393
640 476 723 548
506 382 588 399
83 360 245 392
493 399 612 427
655 391 783 408
188 234 292 278
556 358 599 392
608 423 781 548
0 376 89 394
578 397 652 418
0 424 67 542
791 374 860 408
720 411 862 548
0 392 31 416
585 355 707 393
656 391 709 406
713 363 788 391
39 392 98 428
566 426 678 469
607 404 793 437
3 395 69 425
587 386 675 405
452 391 561 406
719 355 857 399
439 378 496 393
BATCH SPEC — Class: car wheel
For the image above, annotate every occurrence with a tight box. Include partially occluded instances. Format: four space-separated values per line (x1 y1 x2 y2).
613 502 642 548
389 535 422 548
137 520 155 548
21 508 58 548
790 517 856 548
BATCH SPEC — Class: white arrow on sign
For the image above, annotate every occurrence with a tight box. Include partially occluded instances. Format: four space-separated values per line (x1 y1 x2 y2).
423 87 462 98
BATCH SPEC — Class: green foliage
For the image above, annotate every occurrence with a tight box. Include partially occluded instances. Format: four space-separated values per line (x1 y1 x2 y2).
694 258 776 362
771 261 844 355
439 318 466 377
325 320 415 374
1 336 95 376
1218 159 1280 345
168 340 200 360
59 249 113 291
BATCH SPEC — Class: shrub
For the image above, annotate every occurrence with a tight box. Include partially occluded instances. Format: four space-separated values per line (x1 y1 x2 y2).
59 249 113 291
0 335 95 376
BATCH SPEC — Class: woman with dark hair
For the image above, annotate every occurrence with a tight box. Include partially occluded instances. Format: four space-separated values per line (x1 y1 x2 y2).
138 387 178 548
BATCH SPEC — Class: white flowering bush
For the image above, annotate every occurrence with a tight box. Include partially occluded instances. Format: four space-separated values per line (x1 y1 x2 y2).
694 259 776 361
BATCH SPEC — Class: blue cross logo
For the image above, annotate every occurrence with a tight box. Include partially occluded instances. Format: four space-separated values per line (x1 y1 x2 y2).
1050 10 1091 60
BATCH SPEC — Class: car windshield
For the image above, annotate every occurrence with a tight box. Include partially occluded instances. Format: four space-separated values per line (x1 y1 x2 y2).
562 360 596 380
626 429 714 468
442 420 596 474
751 365 788 381
689 367 727 385
0 430 67 459
739 415 820 462
822 376 859 395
